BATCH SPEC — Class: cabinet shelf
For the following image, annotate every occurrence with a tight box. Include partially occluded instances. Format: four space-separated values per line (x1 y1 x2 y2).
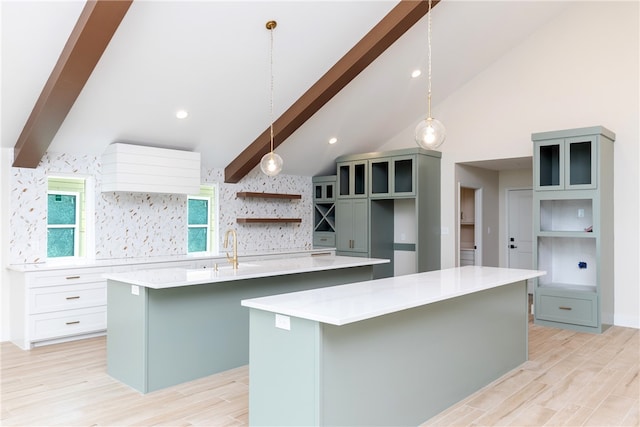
236 192 301 200
538 283 597 293
537 231 595 238
236 218 302 224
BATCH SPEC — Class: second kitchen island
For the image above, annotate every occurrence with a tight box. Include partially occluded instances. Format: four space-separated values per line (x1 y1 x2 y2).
242 266 545 426
104 255 387 393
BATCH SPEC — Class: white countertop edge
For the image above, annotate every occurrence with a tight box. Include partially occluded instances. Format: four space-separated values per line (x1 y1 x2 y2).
7 248 336 272
241 266 546 326
104 256 389 289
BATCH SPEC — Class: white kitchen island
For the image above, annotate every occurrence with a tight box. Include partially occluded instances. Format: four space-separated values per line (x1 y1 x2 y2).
242 266 545 427
104 255 387 393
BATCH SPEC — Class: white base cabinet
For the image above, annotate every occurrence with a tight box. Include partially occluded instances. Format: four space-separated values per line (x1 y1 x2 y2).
9 260 211 350
10 267 109 350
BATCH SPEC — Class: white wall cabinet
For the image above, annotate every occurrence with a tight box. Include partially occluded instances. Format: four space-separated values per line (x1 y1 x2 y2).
532 126 615 333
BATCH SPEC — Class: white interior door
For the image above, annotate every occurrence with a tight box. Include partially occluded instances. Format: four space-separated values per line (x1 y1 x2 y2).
507 189 533 292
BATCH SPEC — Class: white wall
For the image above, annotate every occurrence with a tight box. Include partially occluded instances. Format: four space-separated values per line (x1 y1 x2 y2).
1 148 11 341
381 2 639 328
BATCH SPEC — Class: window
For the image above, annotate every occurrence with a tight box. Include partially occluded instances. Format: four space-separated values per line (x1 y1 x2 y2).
47 177 87 259
47 192 79 257
187 185 218 254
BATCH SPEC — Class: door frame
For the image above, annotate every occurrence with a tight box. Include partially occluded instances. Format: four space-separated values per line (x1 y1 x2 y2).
457 184 483 266
505 187 533 292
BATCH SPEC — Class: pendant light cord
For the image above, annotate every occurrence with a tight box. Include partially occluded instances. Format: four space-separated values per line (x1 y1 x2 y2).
427 0 433 119
269 23 275 154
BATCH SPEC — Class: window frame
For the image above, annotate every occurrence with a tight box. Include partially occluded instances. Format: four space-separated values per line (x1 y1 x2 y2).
187 183 219 255
46 174 94 262
47 190 80 259
187 195 211 254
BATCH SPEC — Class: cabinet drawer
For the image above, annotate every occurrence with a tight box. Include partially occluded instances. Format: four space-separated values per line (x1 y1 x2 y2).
27 270 107 288
537 294 597 327
314 233 336 247
29 282 106 314
30 306 106 341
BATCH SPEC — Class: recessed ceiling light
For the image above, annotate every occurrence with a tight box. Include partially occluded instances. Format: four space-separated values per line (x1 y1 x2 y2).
328 137 338 145
411 69 422 78
176 110 189 119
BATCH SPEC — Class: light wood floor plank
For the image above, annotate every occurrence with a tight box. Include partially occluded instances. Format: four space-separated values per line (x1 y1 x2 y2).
2 324 638 426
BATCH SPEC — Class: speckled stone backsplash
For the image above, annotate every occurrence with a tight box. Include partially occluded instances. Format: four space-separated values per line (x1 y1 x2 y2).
10 152 312 264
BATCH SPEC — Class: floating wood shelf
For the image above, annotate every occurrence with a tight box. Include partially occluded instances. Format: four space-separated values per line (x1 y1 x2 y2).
236 218 302 224
236 192 301 200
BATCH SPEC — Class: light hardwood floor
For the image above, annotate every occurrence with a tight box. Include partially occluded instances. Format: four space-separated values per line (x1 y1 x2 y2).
1 323 638 426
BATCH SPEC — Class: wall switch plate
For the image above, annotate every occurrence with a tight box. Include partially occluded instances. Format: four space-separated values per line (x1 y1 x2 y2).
578 208 585 218
131 285 140 296
275 314 290 331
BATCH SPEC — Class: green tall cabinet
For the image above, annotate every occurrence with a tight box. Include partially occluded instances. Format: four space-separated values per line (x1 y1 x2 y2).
312 175 336 248
333 147 441 278
532 126 615 333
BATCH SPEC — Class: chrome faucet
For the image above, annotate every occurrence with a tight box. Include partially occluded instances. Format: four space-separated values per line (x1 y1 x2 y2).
223 228 239 270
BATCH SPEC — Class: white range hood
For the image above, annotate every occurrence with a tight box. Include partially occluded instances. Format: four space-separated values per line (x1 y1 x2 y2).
101 143 201 194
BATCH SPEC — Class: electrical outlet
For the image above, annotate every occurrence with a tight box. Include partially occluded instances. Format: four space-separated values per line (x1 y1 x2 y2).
578 208 585 218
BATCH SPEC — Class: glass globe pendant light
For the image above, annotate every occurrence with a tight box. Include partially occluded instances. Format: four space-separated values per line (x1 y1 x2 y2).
415 0 446 150
260 20 283 176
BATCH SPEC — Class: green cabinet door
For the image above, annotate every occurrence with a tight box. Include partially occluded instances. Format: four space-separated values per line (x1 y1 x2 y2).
336 198 368 255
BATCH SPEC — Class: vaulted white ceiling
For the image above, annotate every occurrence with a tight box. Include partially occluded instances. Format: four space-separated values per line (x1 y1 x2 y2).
1 1 572 178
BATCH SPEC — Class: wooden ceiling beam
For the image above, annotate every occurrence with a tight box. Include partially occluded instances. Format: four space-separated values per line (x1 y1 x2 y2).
224 0 438 183
12 0 133 168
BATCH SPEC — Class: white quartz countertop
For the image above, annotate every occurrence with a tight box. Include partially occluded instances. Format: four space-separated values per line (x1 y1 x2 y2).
7 248 335 272
241 266 546 326
104 255 388 289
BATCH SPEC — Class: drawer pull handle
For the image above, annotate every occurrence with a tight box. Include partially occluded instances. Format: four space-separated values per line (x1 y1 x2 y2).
66 321 80 325
66 276 81 280
559 306 572 311
66 296 80 300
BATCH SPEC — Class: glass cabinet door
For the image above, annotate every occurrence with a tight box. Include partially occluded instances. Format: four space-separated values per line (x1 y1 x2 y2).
535 137 597 191
353 163 366 196
369 156 415 198
338 161 367 198
314 182 335 202
565 136 597 189
535 141 564 190
369 159 390 197
393 156 415 196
